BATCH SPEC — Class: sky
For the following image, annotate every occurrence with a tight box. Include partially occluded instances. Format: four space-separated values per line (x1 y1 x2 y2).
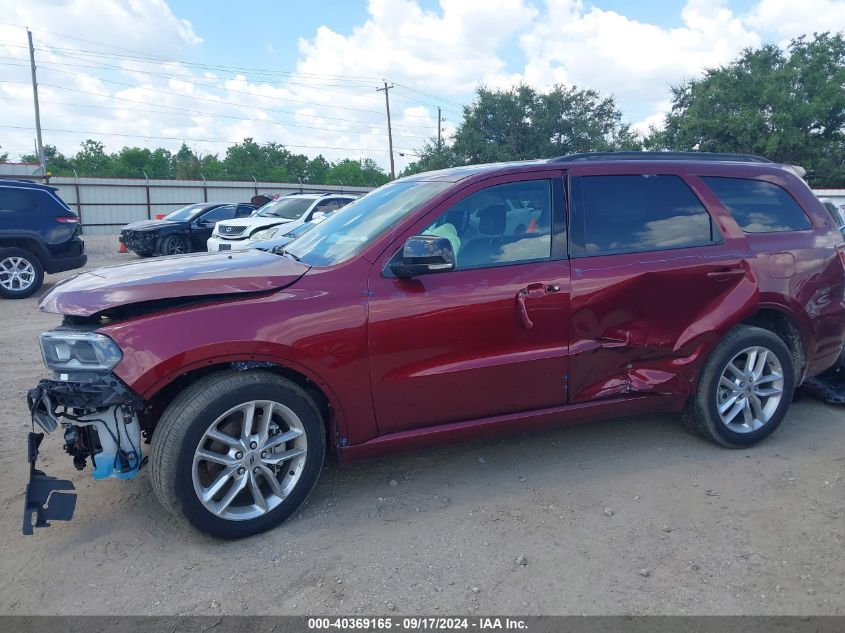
0 0 843 173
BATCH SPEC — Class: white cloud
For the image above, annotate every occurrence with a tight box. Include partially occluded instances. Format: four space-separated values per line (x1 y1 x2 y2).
744 0 845 40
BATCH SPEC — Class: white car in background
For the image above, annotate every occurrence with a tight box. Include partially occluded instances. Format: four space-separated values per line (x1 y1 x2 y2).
207 192 358 252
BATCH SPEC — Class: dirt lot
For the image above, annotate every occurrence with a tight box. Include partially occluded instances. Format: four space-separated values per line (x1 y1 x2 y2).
1 235 843 616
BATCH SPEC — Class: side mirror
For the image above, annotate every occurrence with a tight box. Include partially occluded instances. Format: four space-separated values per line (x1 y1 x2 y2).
311 211 326 222
390 235 456 278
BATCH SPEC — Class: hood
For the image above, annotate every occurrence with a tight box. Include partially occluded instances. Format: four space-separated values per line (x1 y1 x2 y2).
40 249 310 317
216 216 295 232
122 219 187 232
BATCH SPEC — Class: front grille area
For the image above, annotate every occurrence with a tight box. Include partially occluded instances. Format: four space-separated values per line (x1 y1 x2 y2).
218 225 247 237
121 231 157 251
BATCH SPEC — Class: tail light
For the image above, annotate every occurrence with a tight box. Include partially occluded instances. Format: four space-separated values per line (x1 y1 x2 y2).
155 213 167 220
55 217 79 223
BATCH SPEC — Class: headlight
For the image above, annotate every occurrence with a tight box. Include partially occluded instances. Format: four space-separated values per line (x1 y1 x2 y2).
38 331 123 372
251 227 280 240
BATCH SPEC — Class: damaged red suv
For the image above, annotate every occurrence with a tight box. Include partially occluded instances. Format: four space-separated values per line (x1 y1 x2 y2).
25 152 845 538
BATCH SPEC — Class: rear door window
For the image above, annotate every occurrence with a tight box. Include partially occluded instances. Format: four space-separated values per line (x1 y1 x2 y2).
200 205 236 224
702 177 812 233
570 174 718 256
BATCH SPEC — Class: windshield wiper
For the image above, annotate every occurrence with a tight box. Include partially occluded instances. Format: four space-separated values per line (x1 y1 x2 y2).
281 250 301 261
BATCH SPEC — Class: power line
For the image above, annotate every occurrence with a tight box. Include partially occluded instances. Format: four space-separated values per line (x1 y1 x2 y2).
0 95 435 139
2 38 461 118
28 81 437 133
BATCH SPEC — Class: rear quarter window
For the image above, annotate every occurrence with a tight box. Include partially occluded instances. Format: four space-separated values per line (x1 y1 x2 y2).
0 188 36 212
702 177 812 233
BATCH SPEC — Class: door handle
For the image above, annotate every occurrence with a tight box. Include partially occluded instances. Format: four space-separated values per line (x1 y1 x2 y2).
515 289 534 330
707 267 745 281
516 283 561 330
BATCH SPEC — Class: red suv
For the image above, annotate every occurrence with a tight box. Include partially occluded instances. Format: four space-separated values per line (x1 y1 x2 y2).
24 152 845 538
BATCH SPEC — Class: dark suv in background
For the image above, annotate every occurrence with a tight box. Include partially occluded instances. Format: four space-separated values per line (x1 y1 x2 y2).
0 179 86 299
24 152 845 538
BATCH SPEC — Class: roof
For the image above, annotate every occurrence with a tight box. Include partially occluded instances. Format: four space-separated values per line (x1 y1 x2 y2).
400 151 780 184
0 178 59 192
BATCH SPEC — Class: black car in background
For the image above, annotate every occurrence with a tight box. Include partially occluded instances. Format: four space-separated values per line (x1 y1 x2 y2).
120 202 255 256
0 179 86 299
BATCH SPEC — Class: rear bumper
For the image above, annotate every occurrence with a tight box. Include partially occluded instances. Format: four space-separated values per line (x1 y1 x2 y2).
43 238 86 274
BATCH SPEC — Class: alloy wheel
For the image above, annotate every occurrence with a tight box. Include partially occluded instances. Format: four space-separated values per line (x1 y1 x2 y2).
0 256 36 292
167 239 186 255
191 400 308 521
716 346 785 433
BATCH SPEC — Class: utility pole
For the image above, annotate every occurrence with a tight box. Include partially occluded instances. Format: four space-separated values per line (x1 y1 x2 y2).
437 106 442 151
376 80 395 179
27 28 46 176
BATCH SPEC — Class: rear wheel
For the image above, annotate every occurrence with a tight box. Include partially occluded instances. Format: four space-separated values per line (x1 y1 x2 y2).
0 248 44 299
150 370 325 538
158 234 189 256
684 325 794 447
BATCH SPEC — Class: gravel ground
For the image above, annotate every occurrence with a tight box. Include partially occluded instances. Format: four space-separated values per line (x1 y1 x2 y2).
1 234 843 615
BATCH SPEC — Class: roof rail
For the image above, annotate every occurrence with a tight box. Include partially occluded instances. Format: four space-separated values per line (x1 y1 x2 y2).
551 151 773 164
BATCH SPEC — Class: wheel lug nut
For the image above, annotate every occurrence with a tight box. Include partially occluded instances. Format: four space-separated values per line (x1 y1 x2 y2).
260 451 267 458
253 467 260 474
235 452 243 459
249 441 258 449
237 467 245 475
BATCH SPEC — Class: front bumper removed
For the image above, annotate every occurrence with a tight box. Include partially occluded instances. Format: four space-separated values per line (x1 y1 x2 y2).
23 374 144 535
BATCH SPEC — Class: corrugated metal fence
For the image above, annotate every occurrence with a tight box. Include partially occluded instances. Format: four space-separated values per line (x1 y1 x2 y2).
45 176 373 235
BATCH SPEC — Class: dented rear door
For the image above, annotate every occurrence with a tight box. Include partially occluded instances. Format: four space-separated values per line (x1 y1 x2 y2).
566 165 757 403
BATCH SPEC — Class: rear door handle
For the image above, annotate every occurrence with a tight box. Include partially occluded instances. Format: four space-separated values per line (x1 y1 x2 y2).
707 267 745 281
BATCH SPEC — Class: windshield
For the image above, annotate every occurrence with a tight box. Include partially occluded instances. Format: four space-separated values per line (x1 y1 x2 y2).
286 181 451 266
287 216 328 239
165 203 211 222
255 197 314 220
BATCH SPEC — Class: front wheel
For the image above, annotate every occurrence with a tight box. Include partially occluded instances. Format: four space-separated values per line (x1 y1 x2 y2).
150 370 325 538
158 234 189 256
684 325 795 447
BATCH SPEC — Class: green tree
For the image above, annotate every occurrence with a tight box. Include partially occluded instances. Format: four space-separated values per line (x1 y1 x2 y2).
400 139 463 176
112 146 172 178
646 32 845 187
172 143 201 179
452 84 640 164
21 144 72 174
305 155 331 183
325 158 389 186
72 139 112 176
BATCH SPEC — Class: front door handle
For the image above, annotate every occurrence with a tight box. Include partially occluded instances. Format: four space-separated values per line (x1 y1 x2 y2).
516 289 534 330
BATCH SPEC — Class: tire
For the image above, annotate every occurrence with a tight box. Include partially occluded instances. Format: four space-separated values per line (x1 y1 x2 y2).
684 325 795 447
0 247 44 299
158 234 190 256
150 370 325 538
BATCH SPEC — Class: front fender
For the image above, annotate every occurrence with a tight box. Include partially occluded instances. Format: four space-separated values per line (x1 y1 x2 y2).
98 279 376 445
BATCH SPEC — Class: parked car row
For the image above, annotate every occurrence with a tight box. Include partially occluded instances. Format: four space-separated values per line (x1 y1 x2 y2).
22 151 845 540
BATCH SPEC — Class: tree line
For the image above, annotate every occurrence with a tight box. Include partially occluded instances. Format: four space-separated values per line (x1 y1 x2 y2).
4 32 843 188
13 138 392 187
